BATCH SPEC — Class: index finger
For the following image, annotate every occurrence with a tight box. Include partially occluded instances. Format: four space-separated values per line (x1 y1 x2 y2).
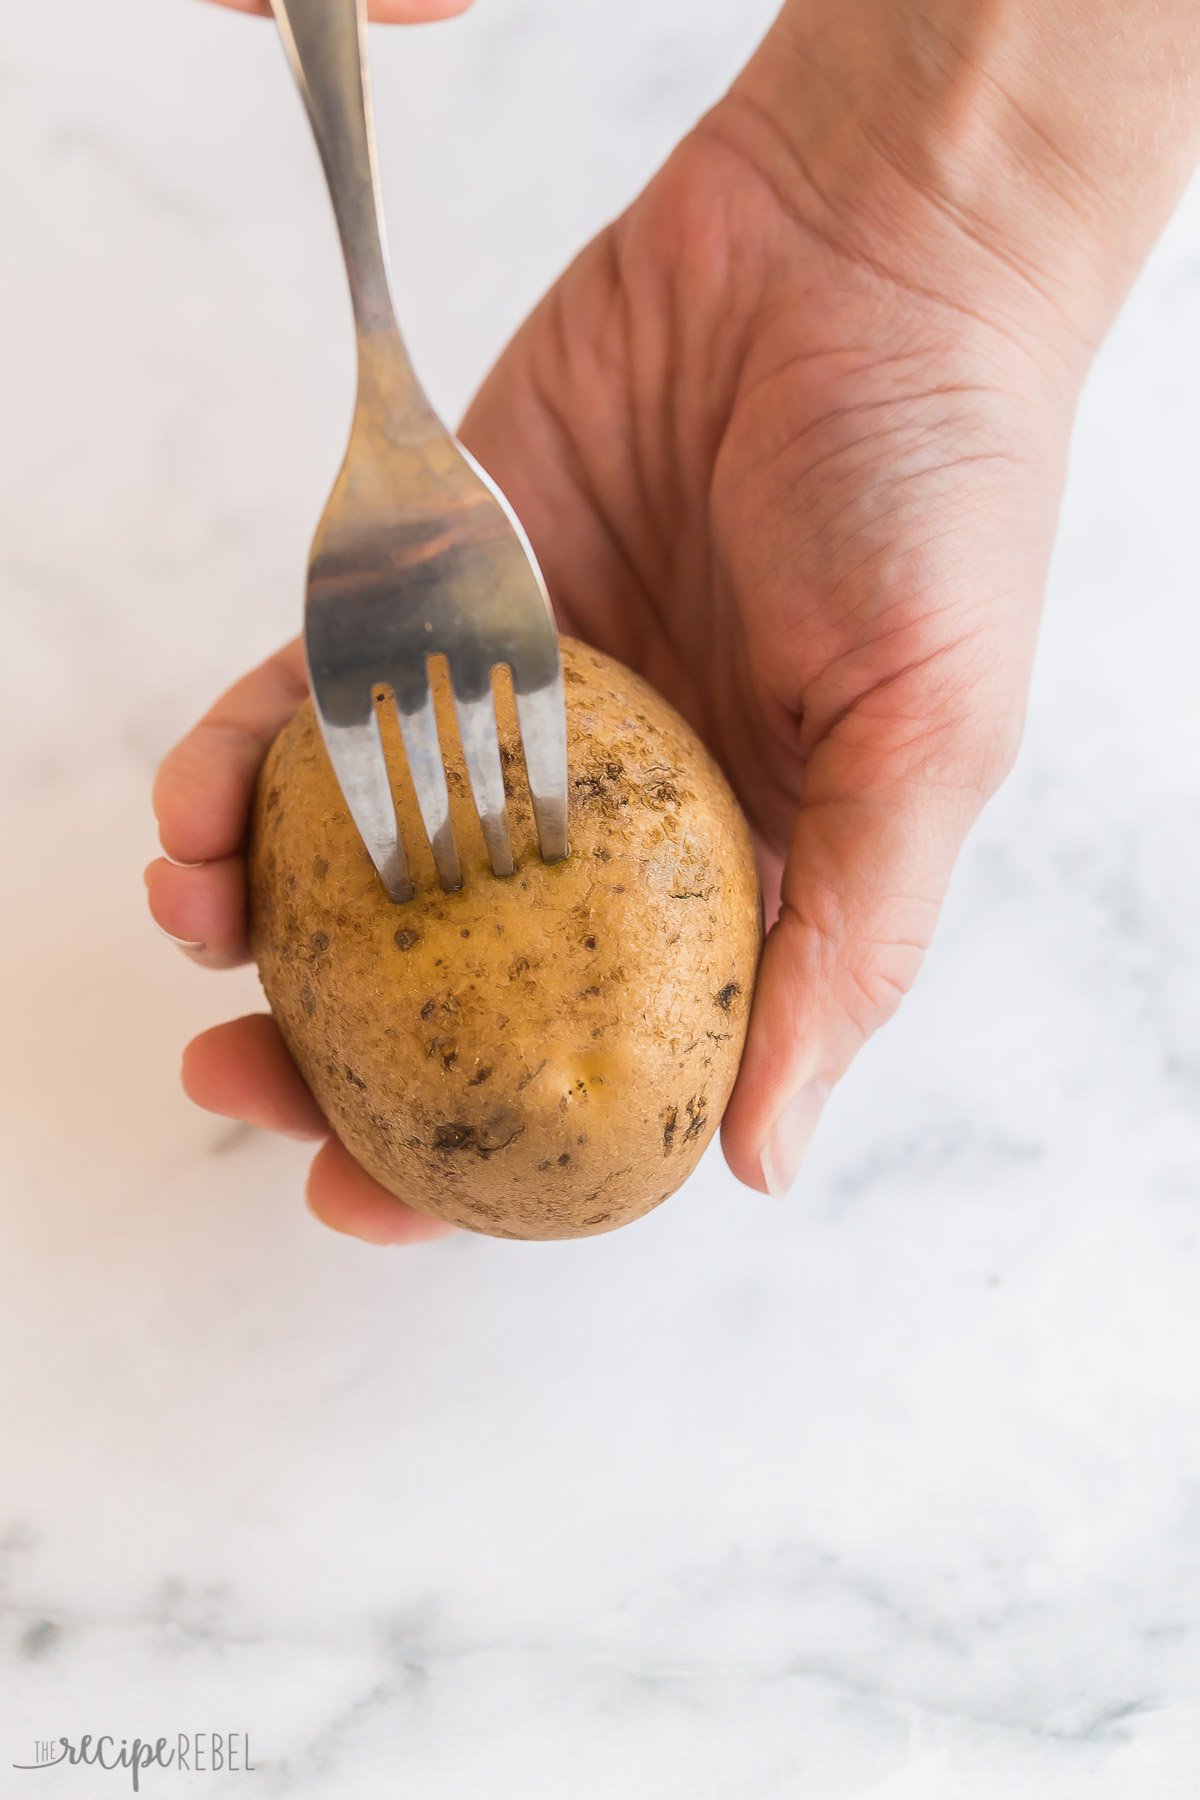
153 638 308 866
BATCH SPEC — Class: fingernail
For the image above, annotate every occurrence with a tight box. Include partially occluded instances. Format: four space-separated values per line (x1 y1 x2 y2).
761 1079 832 1198
162 850 207 869
153 921 207 953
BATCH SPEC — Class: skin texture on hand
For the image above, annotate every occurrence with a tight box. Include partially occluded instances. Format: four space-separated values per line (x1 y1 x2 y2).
150 0 1198 1242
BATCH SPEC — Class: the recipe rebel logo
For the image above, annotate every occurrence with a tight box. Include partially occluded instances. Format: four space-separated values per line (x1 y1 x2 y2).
12 1733 257 1790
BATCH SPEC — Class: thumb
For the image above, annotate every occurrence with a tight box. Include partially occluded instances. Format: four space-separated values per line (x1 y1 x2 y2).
721 744 992 1197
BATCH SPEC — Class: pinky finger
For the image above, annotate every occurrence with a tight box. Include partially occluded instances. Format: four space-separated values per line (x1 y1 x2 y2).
306 1137 457 1246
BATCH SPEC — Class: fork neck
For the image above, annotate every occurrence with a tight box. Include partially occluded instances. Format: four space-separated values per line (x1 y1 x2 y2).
270 0 416 357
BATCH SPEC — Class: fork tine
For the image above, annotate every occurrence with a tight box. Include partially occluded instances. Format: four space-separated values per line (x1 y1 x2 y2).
514 674 570 864
452 680 515 879
394 680 463 892
320 713 414 904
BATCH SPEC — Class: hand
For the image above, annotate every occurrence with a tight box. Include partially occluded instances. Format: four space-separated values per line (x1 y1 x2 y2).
150 0 1196 1241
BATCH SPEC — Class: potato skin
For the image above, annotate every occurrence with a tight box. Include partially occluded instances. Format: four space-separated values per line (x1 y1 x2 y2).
249 638 761 1240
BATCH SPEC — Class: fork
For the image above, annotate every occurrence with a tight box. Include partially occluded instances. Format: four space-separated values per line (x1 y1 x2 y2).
267 0 568 903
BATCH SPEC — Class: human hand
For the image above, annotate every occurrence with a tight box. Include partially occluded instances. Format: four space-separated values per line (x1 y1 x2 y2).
150 0 1198 1239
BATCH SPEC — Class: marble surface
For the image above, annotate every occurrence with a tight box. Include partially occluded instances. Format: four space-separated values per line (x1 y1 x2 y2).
2 0 1199 1794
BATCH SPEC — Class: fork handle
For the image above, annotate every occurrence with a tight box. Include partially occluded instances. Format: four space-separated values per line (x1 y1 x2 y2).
269 0 420 381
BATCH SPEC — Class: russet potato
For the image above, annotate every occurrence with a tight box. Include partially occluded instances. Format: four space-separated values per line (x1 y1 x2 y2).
249 637 762 1239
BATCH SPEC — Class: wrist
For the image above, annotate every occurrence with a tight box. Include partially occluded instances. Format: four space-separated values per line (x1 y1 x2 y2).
727 0 1200 363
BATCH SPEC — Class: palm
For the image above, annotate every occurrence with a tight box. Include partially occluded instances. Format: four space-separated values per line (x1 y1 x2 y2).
463 104 1073 948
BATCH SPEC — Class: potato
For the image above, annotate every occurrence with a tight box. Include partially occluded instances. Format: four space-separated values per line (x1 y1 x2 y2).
249 637 761 1240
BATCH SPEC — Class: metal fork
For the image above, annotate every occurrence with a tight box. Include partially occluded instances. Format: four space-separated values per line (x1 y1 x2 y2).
268 0 568 902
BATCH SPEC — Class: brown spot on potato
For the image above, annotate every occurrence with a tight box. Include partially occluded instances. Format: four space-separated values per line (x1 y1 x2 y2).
433 1122 474 1151
310 930 330 952
312 855 329 882
683 1096 708 1143
461 1197 500 1221
394 928 420 951
662 1108 678 1153
432 1115 524 1157
716 981 740 1011
641 768 681 809
300 984 317 1017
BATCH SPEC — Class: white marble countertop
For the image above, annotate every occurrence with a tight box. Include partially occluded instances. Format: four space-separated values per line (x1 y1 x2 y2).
2 1 1199 1795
